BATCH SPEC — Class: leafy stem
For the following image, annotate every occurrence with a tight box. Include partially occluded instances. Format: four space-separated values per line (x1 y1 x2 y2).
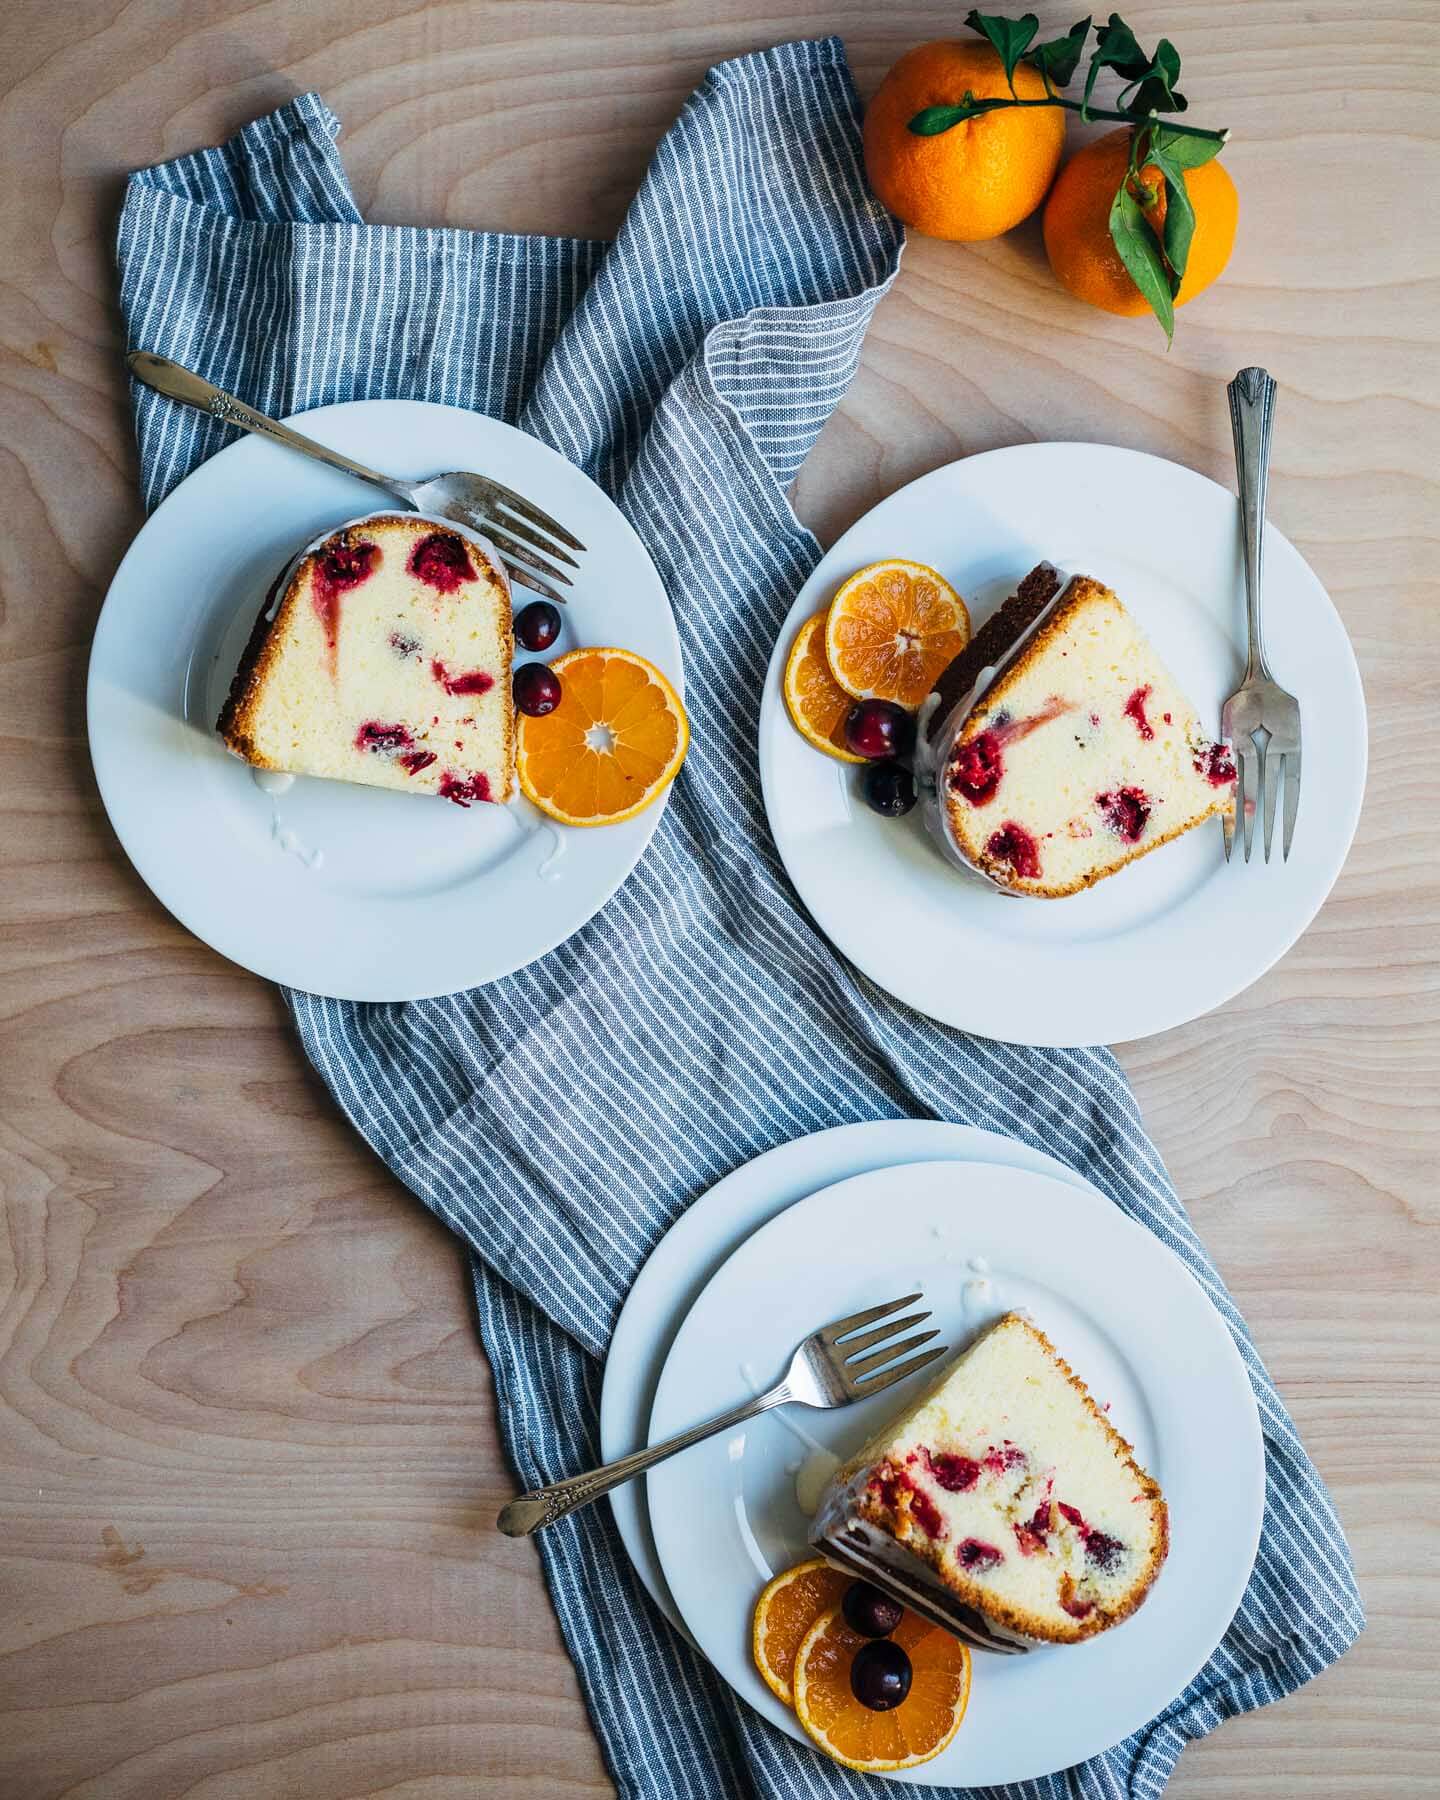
909 94 1227 146
905 11 1230 338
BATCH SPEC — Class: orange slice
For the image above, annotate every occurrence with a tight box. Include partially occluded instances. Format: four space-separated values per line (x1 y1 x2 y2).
783 610 866 763
752 1558 850 1706
516 646 688 827
793 1604 972 1773
825 559 969 709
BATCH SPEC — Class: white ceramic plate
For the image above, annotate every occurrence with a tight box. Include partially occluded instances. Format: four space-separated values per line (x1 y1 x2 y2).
646 1160 1264 1786
88 401 680 1000
602 1121 1093 1640
759 443 1366 1046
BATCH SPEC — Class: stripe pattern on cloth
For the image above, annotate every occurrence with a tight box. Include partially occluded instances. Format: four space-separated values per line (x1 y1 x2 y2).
117 37 1362 1798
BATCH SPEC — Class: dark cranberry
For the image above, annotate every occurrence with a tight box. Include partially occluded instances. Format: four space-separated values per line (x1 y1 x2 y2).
842 1582 904 1638
1096 787 1151 842
1124 685 1155 740
514 663 562 717
408 531 475 592
354 721 413 754
399 750 437 776
908 1485 945 1539
946 729 1002 805
1058 1503 1086 1529
431 658 495 697
311 541 379 668
861 762 916 817
514 599 562 652
957 1537 1003 1572
850 1640 912 1712
924 1452 980 1493
438 770 493 807
1195 740 1237 786
843 699 914 762
1058 1574 1095 1620
1085 1531 1125 1573
985 823 1041 881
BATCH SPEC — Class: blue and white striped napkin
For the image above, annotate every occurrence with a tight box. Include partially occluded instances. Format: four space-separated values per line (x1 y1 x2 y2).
117 38 1362 1797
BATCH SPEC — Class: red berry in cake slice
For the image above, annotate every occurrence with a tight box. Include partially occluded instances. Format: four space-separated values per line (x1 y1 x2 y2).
985 822 1041 881
215 514 513 804
946 728 1003 804
1096 787 1151 842
956 1537 1004 1572
1123 684 1155 740
843 698 914 761
923 1450 981 1492
1195 740 1237 786
514 663 563 717
432 659 495 696
408 530 476 592
514 599 562 652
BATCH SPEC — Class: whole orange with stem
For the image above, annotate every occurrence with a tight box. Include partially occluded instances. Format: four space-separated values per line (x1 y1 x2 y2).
1043 126 1239 316
864 41 1066 241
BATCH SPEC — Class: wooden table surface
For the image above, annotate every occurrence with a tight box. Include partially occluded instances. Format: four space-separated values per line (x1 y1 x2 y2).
2 2 1436 1794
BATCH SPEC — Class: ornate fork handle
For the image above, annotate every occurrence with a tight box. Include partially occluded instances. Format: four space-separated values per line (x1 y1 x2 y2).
1227 365 1278 681
126 350 418 508
497 1381 794 1537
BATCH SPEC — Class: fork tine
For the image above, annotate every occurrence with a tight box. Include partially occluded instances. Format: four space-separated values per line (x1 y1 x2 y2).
847 1329 940 1378
823 1293 922 1342
484 525 574 588
836 1312 931 1357
1221 780 1236 861
493 504 583 565
855 1345 949 1394
1282 750 1301 859
483 480 587 553
505 560 570 606
1239 742 1259 863
1261 744 1281 862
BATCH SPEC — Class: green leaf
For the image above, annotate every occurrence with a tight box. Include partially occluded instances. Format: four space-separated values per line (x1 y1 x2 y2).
1024 16 1092 88
907 93 1008 135
1127 39 1187 115
1149 154 1195 288
964 9 1040 88
1086 15 1187 119
1109 176 1174 340
1149 122 1225 168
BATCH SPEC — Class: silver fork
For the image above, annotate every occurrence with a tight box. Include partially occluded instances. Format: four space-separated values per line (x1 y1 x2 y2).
496 1292 946 1537
126 351 583 605
1223 367 1302 861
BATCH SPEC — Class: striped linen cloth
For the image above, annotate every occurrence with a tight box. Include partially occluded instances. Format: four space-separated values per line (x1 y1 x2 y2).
117 38 1362 1797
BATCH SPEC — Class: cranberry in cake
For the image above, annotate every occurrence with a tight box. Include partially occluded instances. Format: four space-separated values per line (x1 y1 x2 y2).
217 513 514 805
931 573 1235 896
810 1313 1168 1646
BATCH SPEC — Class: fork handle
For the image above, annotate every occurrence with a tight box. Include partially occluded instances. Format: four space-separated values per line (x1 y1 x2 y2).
126 351 419 509
496 1381 795 1537
1228 366 1278 680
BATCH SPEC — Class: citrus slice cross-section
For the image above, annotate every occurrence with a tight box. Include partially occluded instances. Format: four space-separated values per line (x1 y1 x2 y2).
825 559 969 709
752 1558 851 1706
516 646 688 826
792 1603 972 1773
783 610 866 763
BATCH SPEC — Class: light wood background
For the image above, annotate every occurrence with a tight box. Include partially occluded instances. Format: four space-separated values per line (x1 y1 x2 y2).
2 2 1436 1795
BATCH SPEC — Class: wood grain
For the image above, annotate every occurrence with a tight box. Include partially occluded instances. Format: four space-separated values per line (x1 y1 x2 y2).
1 2 1436 1794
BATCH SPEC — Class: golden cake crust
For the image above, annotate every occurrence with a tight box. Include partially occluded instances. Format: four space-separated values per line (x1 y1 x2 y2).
849 1314 1169 1645
943 576 1232 897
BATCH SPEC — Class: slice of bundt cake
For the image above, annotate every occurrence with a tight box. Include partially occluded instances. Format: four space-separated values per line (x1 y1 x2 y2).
811 1313 1168 1647
930 573 1235 896
218 513 513 806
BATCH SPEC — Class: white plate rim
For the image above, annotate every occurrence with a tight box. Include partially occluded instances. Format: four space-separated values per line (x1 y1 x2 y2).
758 441 1366 1046
87 399 681 1001
602 1121 1096 1639
646 1157 1265 1785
